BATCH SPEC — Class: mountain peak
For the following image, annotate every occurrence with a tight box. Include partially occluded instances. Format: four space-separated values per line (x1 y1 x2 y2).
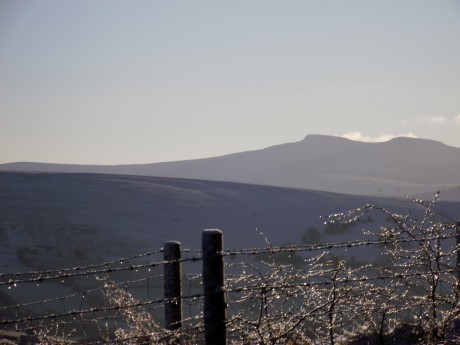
303 134 342 140
1 134 459 197
301 134 449 148
386 136 442 145
302 134 354 143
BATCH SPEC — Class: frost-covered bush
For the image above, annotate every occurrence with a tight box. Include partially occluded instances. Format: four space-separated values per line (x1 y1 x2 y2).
225 193 460 344
33 194 459 344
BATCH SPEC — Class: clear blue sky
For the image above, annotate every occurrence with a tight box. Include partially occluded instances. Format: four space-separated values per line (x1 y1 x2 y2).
1 0 460 164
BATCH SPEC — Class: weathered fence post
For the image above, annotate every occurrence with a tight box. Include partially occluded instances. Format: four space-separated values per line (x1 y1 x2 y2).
456 222 460 282
202 229 226 345
164 241 182 334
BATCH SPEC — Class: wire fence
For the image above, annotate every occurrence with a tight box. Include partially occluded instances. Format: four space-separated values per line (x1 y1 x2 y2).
1 200 460 344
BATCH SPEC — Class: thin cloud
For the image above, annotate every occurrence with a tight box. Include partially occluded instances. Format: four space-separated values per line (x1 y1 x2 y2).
340 131 418 142
455 114 460 124
427 116 447 124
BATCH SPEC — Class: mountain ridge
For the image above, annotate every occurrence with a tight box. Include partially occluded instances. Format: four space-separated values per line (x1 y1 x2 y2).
1 135 459 197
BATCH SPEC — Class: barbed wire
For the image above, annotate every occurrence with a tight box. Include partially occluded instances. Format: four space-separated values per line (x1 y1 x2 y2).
223 232 459 257
0 248 165 279
4 265 457 327
0 256 203 286
0 274 165 311
0 247 203 279
2 232 456 286
0 293 205 325
2 233 458 310
225 268 460 294
2 215 460 344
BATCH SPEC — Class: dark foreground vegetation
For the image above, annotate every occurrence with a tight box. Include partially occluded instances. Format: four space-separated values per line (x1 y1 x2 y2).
1 194 460 344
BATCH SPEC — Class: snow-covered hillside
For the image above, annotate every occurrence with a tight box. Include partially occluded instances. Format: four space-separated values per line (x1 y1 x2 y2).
2 171 458 272
1 171 459 315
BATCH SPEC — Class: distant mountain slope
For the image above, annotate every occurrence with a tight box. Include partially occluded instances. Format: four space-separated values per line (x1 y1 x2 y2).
0 171 432 268
2 135 459 196
1 172 459 310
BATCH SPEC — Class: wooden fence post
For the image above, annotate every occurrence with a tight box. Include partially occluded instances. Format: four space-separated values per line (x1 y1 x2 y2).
164 241 182 333
202 229 227 345
456 222 460 282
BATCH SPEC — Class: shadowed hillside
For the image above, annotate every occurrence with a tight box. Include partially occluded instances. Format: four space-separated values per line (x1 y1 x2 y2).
2 135 459 197
2 171 459 275
1 171 460 341
0 173 448 271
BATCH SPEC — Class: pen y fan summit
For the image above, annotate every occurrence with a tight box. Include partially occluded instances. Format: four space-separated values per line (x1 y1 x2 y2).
1 135 459 197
